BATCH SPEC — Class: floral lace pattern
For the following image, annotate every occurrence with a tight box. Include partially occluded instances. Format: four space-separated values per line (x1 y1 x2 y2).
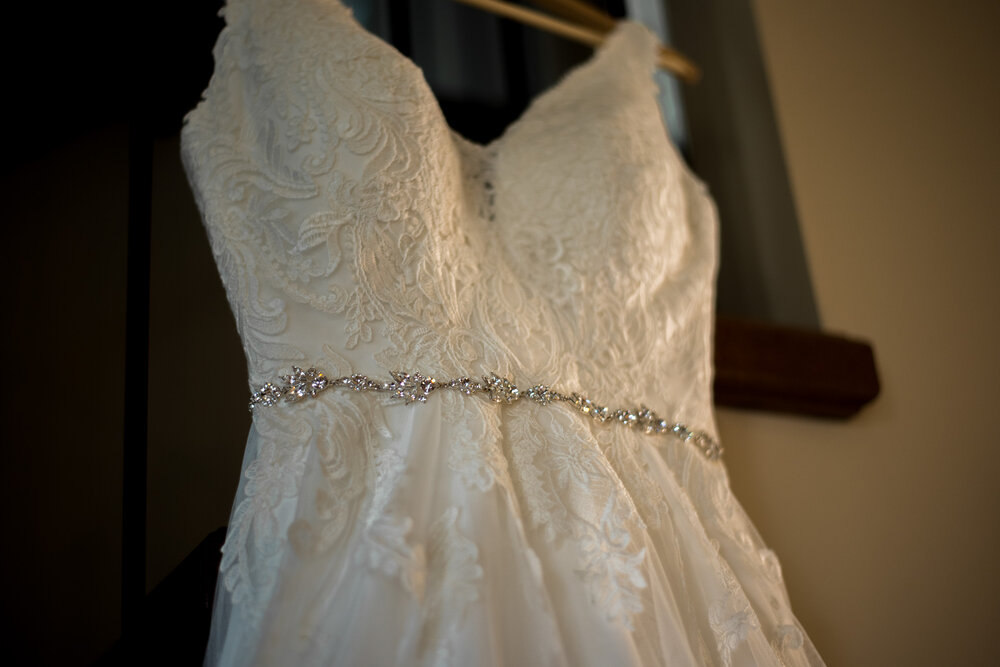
182 1 824 665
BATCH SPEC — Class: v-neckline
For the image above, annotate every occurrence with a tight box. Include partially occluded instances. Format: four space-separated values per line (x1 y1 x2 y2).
340 3 648 152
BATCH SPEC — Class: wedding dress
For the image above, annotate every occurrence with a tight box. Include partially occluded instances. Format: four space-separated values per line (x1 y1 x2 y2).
180 0 824 665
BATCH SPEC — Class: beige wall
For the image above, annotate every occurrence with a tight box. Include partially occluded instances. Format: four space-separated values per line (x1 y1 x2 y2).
718 1 1000 665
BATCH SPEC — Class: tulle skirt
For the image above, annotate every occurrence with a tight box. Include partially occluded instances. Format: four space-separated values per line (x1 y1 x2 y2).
204 389 823 666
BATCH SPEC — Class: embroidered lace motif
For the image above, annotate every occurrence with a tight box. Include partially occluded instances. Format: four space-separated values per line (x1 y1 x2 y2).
250 367 723 460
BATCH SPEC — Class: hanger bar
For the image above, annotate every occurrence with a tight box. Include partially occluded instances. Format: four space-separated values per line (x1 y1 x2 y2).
525 0 700 82
452 0 700 82
525 0 617 31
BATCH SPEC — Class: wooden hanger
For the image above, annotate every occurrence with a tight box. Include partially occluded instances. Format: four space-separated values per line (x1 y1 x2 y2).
451 0 701 83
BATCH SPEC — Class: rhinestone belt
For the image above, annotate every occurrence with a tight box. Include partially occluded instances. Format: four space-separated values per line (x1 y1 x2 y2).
250 367 722 461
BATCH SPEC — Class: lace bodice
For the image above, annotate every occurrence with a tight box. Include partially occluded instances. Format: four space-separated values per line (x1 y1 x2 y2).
181 0 717 439
181 1 823 665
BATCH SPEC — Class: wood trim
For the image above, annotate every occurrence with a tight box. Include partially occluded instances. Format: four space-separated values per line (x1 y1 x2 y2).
713 317 880 418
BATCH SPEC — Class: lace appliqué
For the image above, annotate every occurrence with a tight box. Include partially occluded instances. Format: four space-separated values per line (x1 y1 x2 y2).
219 410 312 625
418 506 483 666
577 495 649 629
355 513 424 597
708 556 763 666
709 599 760 667
355 447 424 595
444 393 511 493
772 624 805 657
508 406 650 629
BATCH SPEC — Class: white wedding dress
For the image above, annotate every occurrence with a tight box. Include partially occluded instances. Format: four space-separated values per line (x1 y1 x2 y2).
181 0 824 665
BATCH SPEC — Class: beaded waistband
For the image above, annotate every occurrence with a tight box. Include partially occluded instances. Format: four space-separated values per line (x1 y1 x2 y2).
250 367 723 461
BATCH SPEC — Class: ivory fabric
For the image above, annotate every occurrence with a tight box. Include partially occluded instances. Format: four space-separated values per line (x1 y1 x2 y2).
180 1 824 665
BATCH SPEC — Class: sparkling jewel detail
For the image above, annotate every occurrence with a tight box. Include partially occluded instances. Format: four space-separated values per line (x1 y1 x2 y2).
249 367 723 461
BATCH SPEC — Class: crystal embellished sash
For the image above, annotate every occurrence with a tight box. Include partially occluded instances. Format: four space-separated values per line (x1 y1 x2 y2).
250 367 723 461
